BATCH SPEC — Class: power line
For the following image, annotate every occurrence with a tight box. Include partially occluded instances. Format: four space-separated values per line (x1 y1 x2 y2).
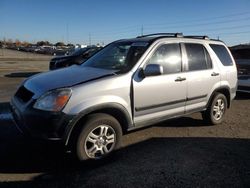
144 11 250 27
144 17 250 31
216 30 250 36
93 17 250 39
87 14 250 43
186 24 250 34
90 11 250 36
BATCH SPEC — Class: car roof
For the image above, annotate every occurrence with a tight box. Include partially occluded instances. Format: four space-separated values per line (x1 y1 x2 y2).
113 33 224 45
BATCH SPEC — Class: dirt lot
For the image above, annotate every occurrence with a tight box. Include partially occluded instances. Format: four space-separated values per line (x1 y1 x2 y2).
0 49 51 102
0 49 249 187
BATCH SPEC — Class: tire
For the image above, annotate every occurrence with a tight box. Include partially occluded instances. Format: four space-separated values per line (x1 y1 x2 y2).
202 92 227 125
76 113 122 161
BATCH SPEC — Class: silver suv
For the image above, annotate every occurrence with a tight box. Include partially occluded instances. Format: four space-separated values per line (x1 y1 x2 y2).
10 33 237 160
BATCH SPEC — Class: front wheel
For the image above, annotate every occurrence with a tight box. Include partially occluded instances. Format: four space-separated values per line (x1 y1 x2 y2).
76 113 122 161
202 93 227 125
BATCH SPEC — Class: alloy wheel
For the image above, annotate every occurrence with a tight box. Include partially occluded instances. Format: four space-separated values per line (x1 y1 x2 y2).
84 125 116 159
212 98 225 121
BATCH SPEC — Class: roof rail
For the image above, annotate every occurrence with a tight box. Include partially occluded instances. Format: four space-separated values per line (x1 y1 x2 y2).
185 35 210 40
137 33 183 38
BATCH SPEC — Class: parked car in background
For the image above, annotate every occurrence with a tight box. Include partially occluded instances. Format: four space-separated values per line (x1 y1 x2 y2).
49 46 102 70
53 48 70 56
230 45 250 94
236 59 250 93
34 46 56 55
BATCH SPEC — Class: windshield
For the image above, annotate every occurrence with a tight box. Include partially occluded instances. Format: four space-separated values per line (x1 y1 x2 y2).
82 41 149 73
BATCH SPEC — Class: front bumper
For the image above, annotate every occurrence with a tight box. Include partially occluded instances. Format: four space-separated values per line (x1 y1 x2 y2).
10 97 75 142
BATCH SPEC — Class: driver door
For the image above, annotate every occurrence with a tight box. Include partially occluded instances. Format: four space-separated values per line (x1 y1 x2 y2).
133 43 187 126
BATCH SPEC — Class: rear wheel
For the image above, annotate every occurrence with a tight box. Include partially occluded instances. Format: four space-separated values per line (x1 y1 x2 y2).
76 113 122 161
202 92 227 125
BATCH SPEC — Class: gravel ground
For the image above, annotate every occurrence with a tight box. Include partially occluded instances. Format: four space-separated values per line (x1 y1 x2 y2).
0 50 249 187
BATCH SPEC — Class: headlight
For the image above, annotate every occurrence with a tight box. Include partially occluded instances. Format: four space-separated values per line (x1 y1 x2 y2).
33 88 72 112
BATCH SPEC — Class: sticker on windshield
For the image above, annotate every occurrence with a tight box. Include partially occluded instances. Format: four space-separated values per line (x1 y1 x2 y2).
131 42 148 47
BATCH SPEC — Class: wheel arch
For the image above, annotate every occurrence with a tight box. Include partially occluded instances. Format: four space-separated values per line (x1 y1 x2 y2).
207 86 231 109
63 103 133 147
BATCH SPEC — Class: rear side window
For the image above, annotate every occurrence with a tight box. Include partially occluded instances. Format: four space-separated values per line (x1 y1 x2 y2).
185 43 212 71
210 44 233 66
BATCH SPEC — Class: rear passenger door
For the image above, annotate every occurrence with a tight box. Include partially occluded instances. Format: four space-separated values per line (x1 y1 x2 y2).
183 43 221 113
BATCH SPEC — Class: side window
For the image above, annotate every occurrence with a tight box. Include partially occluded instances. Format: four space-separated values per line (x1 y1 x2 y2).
147 43 182 74
209 44 233 66
185 43 212 71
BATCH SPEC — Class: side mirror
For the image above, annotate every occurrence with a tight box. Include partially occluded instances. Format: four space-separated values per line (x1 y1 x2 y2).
144 64 163 77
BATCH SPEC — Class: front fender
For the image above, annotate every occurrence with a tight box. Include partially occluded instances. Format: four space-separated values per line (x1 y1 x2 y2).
62 102 133 146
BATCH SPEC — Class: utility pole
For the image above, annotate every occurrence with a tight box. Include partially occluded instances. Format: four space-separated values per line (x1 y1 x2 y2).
66 23 69 44
89 33 91 46
0 46 3 56
0 37 3 56
141 25 144 36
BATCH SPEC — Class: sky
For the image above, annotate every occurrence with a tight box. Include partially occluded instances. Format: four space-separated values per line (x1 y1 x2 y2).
0 0 250 46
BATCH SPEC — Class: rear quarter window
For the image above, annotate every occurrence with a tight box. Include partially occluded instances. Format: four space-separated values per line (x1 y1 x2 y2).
209 44 233 66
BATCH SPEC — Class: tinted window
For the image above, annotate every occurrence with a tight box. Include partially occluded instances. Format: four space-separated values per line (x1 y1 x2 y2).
185 43 211 71
210 44 233 66
147 43 182 74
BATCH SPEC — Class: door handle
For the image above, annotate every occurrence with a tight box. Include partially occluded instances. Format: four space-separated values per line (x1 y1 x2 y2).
175 77 186 82
211 72 219 76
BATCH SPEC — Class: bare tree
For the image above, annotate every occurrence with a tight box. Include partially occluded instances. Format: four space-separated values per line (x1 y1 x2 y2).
15 39 21 47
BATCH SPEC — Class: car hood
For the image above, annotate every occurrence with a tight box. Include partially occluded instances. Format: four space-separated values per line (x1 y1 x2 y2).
24 65 116 98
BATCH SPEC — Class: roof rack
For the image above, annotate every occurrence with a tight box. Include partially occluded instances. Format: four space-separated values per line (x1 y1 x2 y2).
137 33 183 38
136 33 214 41
184 35 210 40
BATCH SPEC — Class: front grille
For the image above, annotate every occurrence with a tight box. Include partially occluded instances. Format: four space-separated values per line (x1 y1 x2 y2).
15 86 34 103
238 86 250 91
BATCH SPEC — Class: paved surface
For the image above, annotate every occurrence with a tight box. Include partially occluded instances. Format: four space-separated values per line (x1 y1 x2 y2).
0 50 249 187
